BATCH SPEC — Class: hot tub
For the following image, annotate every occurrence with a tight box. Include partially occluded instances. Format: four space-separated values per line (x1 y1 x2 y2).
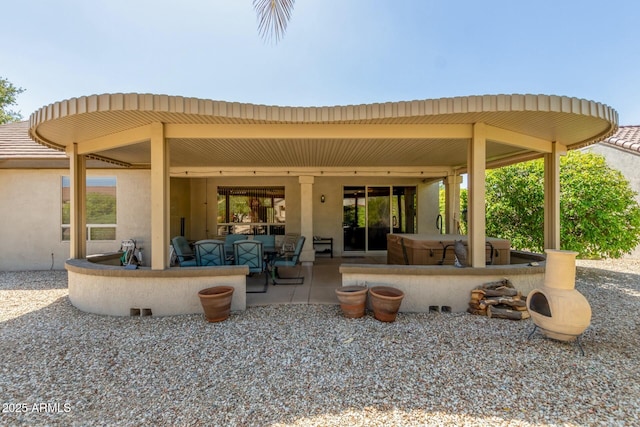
387 234 511 265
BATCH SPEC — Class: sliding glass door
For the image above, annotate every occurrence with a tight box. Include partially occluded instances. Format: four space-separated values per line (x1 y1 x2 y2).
343 187 366 251
367 187 391 250
343 186 416 253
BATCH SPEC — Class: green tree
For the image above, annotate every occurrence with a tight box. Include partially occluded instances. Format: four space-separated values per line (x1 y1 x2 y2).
460 188 468 235
0 77 25 124
485 150 640 259
438 184 467 234
485 160 545 251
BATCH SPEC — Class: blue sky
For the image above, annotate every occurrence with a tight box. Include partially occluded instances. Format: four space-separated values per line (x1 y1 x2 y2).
3 0 639 124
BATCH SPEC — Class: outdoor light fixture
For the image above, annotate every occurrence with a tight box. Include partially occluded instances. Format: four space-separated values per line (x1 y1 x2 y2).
321 194 326 203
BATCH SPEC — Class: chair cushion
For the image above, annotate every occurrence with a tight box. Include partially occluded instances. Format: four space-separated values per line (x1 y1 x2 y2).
272 257 296 268
233 240 264 273
225 234 248 255
180 259 197 267
172 236 193 255
194 240 226 266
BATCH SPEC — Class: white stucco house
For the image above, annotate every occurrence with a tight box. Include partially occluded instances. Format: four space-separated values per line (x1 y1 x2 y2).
0 93 619 316
1 92 618 271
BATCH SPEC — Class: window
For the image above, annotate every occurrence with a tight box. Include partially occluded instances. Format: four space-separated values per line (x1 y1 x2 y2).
62 176 117 241
217 187 285 235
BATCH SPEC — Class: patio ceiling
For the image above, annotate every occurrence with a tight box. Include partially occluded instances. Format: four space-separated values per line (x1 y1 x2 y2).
28 93 618 173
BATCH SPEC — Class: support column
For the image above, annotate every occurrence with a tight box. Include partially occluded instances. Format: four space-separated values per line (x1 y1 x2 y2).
69 143 87 259
299 176 315 262
468 123 487 268
445 174 463 235
150 122 170 270
544 142 565 250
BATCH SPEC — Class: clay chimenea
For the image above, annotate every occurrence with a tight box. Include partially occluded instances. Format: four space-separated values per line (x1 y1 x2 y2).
526 250 591 345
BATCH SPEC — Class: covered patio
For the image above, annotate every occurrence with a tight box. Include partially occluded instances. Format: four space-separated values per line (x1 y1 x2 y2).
28 93 618 316
246 255 386 306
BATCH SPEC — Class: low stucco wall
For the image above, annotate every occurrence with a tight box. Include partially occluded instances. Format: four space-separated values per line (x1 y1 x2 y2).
66 259 248 317
339 260 545 313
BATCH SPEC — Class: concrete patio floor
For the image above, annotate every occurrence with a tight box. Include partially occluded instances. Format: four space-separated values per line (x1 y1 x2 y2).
246 255 386 306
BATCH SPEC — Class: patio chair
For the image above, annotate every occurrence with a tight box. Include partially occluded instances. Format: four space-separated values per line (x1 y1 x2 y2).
252 234 275 251
224 234 249 261
171 236 197 267
281 233 299 252
194 239 227 266
233 240 268 293
271 235 306 285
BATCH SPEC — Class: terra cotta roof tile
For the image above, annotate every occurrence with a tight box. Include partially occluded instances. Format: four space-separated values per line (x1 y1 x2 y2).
0 120 65 159
604 125 640 154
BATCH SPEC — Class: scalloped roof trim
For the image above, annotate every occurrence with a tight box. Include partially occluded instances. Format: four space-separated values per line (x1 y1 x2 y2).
29 93 618 126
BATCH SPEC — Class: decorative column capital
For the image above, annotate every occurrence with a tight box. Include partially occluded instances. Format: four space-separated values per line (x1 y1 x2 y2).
446 174 463 185
299 175 315 185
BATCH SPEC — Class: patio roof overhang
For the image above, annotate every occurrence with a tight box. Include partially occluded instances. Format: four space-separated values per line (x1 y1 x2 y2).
28 93 618 175
29 92 617 269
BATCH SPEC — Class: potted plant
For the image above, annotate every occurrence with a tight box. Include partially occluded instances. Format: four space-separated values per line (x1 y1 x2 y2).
197 286 234 322
335 285 368 318
369 286 404 322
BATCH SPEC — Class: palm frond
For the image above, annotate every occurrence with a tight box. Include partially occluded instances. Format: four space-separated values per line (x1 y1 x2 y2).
253 0 295 43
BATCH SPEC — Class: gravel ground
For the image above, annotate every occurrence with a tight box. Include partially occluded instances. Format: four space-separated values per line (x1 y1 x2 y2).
1 260 639 426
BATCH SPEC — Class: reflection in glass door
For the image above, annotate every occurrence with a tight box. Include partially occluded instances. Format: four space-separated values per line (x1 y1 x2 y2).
392 186 417 234
343 187 366 251
367 187 391 251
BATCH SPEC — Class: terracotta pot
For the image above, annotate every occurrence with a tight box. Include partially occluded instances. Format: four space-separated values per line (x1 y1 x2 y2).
335 286 368 318
369 286 404 322
198 286 234 322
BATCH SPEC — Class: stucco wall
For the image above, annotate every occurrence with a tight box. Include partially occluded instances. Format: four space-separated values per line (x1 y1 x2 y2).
0 169 151 271
417 181 441 234
66 259 247 316
118 170 152 262
170 178 192 238
340 260 545 313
